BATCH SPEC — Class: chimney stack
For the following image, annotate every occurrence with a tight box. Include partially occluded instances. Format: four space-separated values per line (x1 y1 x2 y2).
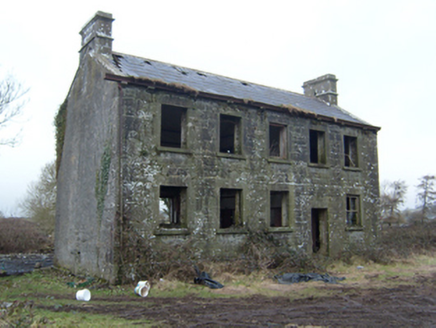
302 74 338 106
79 11 114 62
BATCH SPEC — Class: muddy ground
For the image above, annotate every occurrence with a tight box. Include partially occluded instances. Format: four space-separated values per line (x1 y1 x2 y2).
41 272 436 327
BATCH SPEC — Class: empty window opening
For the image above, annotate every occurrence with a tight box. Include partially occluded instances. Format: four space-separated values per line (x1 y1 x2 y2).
270 191 288 227
159 186 186 228
346 195 360 226
309 130 326 164
269 124 287 158
220 189 242 229
160 105 186 148
311 208 328 254
220 115 241 154
344 136 358 167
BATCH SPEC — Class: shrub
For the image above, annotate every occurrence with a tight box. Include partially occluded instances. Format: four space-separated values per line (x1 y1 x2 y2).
380 221 436 256
342 220 436 264
117 221 436 283
118 224 198 284
237 229 325 274
0 218 50 254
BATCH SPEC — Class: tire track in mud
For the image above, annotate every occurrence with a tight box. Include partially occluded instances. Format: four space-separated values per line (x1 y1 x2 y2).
40 282 436 327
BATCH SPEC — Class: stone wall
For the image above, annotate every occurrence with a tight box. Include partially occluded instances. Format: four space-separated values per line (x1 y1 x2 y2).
55 67 379 283
120 85 380 261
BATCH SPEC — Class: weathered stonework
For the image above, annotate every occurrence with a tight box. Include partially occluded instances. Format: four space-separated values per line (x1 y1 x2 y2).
55 12 380 284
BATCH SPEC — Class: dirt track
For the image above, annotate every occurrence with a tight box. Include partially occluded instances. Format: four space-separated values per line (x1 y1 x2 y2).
43 273 436 327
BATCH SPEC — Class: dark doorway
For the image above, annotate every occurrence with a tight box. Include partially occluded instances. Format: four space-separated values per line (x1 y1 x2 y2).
311 208 328 254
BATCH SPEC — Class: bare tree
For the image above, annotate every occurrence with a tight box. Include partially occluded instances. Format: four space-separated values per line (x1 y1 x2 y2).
19 161 57 236
380 180 407 226
0 71 28 146
416 175 436 223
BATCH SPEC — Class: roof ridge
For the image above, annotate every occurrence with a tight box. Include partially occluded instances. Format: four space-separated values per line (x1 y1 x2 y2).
109 51 379 130
112 51 306 97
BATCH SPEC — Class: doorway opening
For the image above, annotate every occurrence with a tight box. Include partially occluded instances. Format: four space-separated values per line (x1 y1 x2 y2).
311 208 328 254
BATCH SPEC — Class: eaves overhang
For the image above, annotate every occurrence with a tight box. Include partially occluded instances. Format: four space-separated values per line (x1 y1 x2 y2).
105 73 381 132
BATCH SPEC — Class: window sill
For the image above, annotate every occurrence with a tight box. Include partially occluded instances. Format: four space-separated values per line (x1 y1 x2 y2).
217 153 246 160
157 146 192 155
267 227 293 233
343 166 362 172
216 228 248 235
154 228 190 236
345 226 363 231
308 163 330 169
268 158 291 164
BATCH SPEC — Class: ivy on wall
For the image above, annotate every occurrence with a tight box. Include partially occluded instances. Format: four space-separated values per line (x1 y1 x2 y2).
95 143 112 221
54 99 67 177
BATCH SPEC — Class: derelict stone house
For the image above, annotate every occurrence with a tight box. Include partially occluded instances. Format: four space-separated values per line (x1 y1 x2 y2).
55 12 380 283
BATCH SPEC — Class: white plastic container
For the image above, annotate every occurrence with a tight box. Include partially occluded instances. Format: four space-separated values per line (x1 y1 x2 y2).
134 280 150 297
76 288 91 301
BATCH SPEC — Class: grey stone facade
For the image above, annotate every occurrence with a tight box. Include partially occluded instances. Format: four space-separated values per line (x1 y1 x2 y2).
55 12 380 283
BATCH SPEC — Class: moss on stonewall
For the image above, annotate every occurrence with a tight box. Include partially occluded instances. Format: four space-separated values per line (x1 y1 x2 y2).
95 143 112 222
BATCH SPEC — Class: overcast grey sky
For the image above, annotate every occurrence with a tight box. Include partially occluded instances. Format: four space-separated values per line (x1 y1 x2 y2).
0 0 435 215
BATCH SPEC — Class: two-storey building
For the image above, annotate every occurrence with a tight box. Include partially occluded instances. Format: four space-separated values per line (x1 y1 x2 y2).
55 12 380 283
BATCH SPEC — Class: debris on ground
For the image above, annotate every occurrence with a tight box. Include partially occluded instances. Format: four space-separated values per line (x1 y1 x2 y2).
134 280 150 297
76 288 91 301
194 266 224 289
0 254 53 276
274 272 346 284
66 277 95 288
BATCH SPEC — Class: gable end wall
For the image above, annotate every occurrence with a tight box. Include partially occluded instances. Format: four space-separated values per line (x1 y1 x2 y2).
55 54 121 283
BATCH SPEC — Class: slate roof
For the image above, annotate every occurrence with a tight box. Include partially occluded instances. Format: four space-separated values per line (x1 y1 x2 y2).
107 52 376 129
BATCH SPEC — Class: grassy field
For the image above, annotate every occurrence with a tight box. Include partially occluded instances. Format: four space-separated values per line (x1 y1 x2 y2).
1 253 435 327
1 221 436 326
